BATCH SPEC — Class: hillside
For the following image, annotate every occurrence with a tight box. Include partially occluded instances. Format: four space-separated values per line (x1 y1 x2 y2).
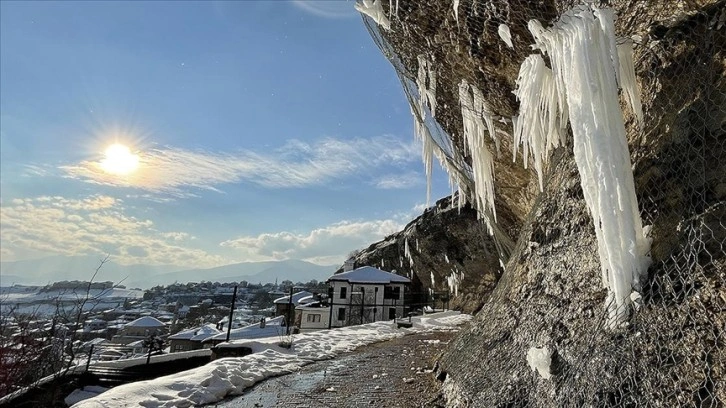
357 0 725 406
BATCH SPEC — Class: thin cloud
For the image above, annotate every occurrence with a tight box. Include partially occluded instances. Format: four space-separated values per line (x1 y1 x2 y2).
0 195 227 268
220 218 404 264
291 0 358 18
375 171 424 189
60 135 419 197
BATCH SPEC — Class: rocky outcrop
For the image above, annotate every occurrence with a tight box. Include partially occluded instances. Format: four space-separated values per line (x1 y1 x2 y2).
358 0 726 406
346 195 503 314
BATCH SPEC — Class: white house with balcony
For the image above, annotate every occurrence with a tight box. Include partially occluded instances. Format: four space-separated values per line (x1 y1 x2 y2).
326 266 410 328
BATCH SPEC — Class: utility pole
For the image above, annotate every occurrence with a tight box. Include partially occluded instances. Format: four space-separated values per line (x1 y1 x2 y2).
226 285 238 342
286 286 293 336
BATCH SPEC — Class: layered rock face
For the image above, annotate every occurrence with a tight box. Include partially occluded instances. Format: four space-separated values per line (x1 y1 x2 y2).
346 195 503 314
357 0 725 406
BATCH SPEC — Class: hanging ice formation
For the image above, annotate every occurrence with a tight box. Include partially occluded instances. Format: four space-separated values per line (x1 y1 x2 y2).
453 0 461 25
447 267 463 297
519 6 651 328
404 238 414 265
354 0 391 30
414 55 439 205
458 79 498 232
498 24 514 48
512 54 567 191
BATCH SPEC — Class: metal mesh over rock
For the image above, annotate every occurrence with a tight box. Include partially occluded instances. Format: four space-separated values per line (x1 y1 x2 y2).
359 0 726 406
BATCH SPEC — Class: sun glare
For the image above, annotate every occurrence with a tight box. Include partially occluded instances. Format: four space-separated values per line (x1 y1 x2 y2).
100 143 140 175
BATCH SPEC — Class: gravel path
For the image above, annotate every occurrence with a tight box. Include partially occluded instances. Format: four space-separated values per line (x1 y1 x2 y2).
212 330 456 408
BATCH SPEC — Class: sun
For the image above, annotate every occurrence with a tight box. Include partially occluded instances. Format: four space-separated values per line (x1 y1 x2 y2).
100 143 140 175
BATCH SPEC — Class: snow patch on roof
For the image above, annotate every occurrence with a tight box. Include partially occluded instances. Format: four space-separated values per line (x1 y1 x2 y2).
125 316 165 328
328 266 411 284
273 291 313 305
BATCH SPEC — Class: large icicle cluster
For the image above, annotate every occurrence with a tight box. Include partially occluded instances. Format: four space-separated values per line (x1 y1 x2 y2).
521 7 651 327
414 54 438 205
513 54 567 191
458 79 498 231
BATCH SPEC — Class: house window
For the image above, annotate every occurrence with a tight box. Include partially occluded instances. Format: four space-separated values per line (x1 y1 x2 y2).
340 287 347 299
337 307 346 321
384 286 401 300
306 314 321 323
389 308 397 320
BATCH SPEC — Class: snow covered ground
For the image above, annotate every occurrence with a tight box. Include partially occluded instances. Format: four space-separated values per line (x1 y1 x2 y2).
72 311 470 407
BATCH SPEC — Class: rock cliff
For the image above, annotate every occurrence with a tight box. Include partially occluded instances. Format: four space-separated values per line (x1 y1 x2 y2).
354 0 725 406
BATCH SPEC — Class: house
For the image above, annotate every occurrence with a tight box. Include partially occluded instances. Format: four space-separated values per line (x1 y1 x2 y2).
296 301 330 332
83 319 108 332
168 324 221 352
203 316 286 347
273 291 313 318
111 316 167 345
327 266 410 328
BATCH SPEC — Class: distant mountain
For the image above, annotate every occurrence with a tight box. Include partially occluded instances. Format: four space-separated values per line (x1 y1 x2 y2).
139 259 336 288
0 256 337 289
0 255 184 287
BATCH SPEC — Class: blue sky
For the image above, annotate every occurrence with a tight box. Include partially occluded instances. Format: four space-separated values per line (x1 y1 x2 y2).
0 1 452 270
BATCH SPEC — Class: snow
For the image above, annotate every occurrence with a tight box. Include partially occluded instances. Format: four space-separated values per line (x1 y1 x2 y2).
523 6 652 328
273 291 313 305
168 324 221 341
71 311 471 408
354 0 391 30
526 346 552 380
205 316 286 343
65 386 108 406
328 266 411 284
498 24 514 48
125 316 165 328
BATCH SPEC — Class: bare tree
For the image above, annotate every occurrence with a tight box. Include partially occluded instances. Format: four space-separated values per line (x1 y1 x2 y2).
0 255 117 399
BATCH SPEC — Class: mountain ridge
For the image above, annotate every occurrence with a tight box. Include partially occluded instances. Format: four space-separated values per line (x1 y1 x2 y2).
0 256 337 288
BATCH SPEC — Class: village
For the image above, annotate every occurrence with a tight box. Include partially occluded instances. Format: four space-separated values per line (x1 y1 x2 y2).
0 260 452 399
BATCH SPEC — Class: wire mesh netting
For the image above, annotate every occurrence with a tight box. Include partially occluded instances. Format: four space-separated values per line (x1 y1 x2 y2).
360 0 725 406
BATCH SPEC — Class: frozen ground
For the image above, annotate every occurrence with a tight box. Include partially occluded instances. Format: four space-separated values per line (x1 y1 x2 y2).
72 311 470 407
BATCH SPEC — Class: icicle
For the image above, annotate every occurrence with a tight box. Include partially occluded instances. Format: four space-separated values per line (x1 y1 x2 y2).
354 0 391 30
512 54 566 191
526 6 651 328
444 253 450 263
430 272 436 287
446 268 463 297
617 40 643 129
458 79 498 226
416 55 437 117
453 0 460 25
404 238 414 265
498 24 514 48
